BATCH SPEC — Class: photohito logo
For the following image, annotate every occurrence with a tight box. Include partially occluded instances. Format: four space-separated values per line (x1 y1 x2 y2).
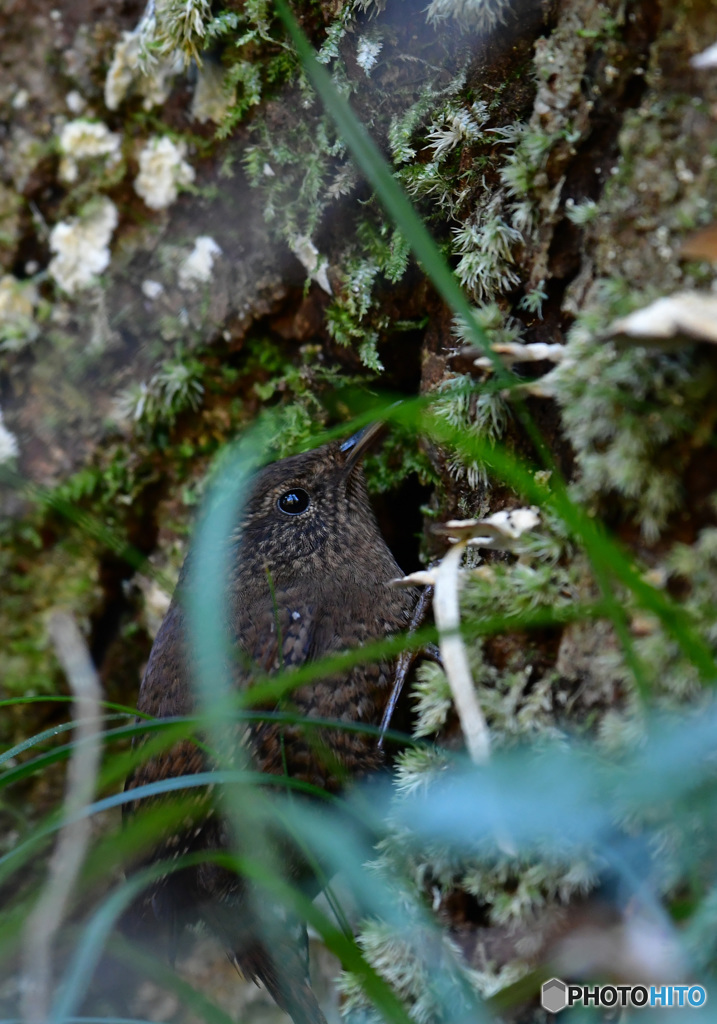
541 979 707 1012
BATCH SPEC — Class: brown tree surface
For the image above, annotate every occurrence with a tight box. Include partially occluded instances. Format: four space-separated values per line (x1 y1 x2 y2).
1 0 717 1020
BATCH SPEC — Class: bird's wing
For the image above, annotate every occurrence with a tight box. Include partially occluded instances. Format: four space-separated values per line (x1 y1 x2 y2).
237 594 319 678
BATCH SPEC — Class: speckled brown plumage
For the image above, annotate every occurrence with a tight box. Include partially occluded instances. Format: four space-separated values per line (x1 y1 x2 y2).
124 432 417 1024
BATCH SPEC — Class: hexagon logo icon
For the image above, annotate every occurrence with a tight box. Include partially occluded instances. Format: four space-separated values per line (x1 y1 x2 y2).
542 978 568 1013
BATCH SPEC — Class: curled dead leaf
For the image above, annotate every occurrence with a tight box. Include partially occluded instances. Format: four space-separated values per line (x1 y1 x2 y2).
609 291 717 347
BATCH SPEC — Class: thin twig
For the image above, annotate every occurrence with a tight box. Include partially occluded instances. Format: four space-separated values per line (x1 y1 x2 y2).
378 586 435 749
392 506 541 762
21 612 103 1024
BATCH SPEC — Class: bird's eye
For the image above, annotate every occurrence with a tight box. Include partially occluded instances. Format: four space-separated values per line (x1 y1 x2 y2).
277 488 311 516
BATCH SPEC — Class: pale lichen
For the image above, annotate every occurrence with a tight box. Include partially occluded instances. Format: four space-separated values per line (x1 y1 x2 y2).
178 235 223 290
58 119 122 183
47 198 118 295
105 16 181 111
0 406 19 463
191 61 236 124
425 0 513 31
134 136 195 211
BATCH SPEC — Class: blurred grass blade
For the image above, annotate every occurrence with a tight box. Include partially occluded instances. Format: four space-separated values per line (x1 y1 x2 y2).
0 696 149 715
0 719 196 792
0 716 125 769
50 857 235 1024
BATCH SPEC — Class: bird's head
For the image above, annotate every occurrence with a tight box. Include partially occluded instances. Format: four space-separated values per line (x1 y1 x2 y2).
235 425 393 584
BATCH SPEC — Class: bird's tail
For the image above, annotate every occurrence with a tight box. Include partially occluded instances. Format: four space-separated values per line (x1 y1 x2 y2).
202 897 329 1024
232 943 329 1024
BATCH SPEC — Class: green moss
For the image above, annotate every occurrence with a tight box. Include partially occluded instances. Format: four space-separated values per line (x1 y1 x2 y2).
553 305 717 541
461 849 597 926
433 372 512 488
244 113 346 241
624 525 717 706
411 662 454 739
115 353 205 429
238 8 536 365
146 0 213 65
210 3 301 137
324 222 414 370
0 184 23 266
339 916 487 1023
362 423 439 495
0 525 101 703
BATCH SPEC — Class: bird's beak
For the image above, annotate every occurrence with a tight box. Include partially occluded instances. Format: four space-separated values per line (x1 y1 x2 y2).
340 422 386 473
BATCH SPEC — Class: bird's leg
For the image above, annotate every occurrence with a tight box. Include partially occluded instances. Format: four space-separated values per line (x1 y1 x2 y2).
378 586 441 749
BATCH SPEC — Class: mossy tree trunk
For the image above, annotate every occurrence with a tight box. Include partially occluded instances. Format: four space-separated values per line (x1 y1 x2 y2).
1 0 716 1019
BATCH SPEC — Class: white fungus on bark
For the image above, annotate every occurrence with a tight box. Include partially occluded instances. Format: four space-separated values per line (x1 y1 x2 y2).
289 235 332 295
178 236 223 290
134 136 195 210
141 279 164 300
58 119 121 183
48 198 118 295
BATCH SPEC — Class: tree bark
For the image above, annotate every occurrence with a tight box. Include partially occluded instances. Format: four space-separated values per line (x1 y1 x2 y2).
1 0 716 1019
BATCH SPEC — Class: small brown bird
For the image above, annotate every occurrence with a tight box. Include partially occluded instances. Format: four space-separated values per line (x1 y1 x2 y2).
124 427 417 1024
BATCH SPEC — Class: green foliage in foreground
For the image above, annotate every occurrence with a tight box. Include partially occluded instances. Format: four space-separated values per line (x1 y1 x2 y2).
2 5 717 1024
2 390 716 1022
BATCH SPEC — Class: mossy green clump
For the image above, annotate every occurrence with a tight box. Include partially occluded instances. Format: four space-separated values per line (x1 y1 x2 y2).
433 385 510 491
0 524 101 704
243 108 346 236
362 422 439 496
238 6 538 369
552 302 717 541
114 353 206 430
621 525 717 709
150 0 214 65
460 849 597 927
324 223 413 372
246 339 368 456
339 916 491 1023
